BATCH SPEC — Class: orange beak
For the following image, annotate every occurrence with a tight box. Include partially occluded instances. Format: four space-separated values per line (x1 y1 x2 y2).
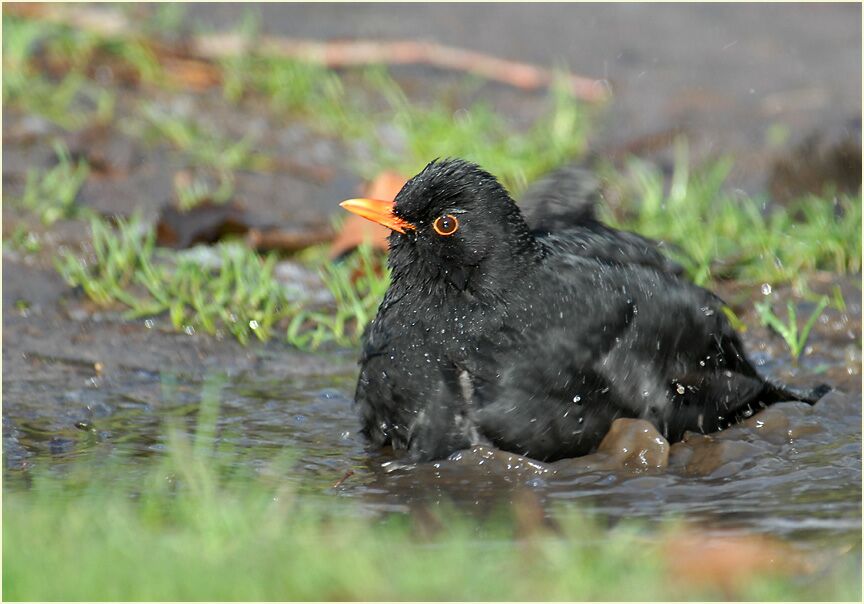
339 198 416 234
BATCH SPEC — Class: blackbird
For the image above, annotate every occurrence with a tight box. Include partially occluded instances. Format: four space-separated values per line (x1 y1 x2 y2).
340 158 829 463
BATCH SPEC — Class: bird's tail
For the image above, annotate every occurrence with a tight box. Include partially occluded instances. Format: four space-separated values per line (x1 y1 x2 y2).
764 380 832 405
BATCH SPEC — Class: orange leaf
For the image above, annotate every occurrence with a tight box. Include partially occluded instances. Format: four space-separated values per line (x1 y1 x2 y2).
661 528 813 598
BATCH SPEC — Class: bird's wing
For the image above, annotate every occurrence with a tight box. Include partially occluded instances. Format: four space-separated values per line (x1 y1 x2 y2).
471 257 780 459
520 165 683 275
519 165 600 231
539 224 684 275
467 255 640 459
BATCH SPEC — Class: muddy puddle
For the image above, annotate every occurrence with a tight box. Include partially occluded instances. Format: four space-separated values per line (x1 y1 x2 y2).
4 273 861 553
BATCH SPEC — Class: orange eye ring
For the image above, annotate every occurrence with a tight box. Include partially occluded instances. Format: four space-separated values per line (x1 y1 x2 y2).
433 214 459 236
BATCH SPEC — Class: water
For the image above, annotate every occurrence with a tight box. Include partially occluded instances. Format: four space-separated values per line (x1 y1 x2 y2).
4 335 861 553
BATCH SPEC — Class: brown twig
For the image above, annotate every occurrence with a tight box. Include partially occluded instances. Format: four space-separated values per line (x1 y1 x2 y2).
7 3 610 102
331 469 355 488
195 34 610 102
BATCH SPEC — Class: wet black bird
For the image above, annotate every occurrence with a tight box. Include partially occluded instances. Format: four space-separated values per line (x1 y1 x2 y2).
340 159 829 462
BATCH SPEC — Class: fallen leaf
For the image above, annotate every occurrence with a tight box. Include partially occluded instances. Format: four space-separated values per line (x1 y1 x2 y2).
156 200 249 249
661 528 814 598
161 56 222 90
155 195 331 253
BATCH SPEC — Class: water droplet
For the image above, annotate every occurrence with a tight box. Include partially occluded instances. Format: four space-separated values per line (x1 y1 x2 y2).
249 320 259 330
572 395 581 403
184 325 195 335
676 384 685 395
761 283 772 295
144 319 154 329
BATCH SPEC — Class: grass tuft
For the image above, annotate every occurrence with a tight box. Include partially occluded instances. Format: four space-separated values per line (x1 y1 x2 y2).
287 244 390 349
19 141 91 224
602 140 862 287
220 54 591 196
361 73 590 195
174 171 236 211
2 15 129 128
134 102 270 173
54 215 389 347
755 296 830 364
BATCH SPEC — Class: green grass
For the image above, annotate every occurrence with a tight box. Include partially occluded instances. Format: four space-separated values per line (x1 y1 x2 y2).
40 20 163 85
173 171 235 211
601 140 862 287
54 214 389 347
126 102 274 209
221 54 591 195
287 244 390 348
132 102 271 174
7 9 861 350
222 54 353 130
362 70 590 194
18 141 91 224
755 296 830 364
2 15 127 129
11 490 857 602
4 381 860 601
4 226 43 255
139 2 188 39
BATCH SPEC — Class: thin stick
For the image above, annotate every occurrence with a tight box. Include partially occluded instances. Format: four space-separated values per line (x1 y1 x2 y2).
7 3 610 102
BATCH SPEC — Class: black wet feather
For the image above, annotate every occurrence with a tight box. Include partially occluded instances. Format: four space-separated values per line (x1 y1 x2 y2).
353 159 829 462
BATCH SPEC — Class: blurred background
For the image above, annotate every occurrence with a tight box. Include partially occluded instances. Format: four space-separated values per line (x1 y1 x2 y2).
3 3 862 601
190 2 862 198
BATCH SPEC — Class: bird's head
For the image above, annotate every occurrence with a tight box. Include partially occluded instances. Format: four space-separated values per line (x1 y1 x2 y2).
341 159 540 291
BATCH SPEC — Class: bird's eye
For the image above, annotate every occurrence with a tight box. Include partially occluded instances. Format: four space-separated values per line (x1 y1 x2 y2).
433 214 459 236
